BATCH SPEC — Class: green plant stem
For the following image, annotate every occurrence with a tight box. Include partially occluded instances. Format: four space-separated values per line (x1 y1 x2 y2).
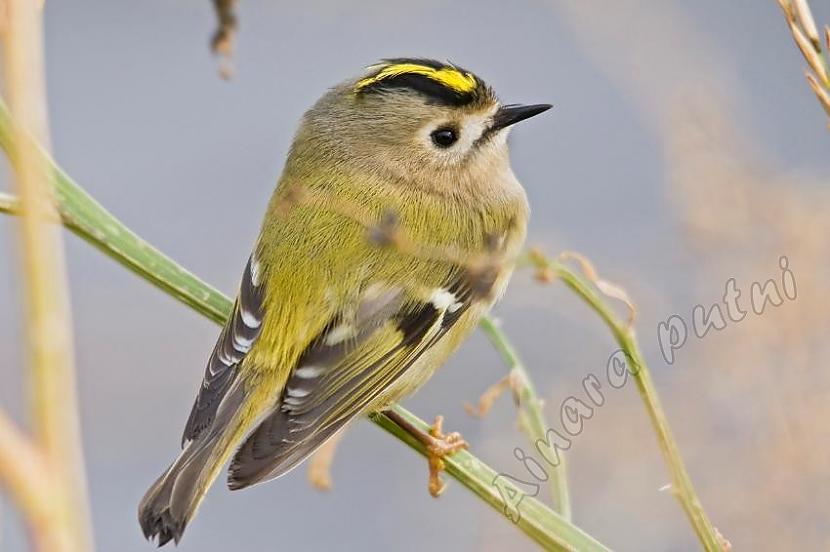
371 409 591 550
0 102 608 552
534 255 721 551
478 317 571 520
0 169 230 328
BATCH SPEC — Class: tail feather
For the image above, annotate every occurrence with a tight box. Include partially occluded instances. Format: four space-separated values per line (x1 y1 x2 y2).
138 437 219 546
139 382 248 546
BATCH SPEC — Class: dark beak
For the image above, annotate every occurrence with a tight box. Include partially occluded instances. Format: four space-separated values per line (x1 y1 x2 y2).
491 103 552 131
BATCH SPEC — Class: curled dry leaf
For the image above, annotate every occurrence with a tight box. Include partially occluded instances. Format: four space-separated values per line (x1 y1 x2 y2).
595 279 637 327
556 250 600 281
464 368 528 418
558 250 638 327
464 374 512 418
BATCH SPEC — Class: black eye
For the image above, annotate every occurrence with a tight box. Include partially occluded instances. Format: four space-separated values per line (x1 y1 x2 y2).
430 127 458 148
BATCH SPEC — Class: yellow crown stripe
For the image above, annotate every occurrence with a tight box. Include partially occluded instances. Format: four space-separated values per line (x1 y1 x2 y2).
355 63 478 95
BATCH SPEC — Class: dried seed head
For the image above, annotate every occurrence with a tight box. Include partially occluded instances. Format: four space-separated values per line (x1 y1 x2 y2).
527 247 548 269
790 20 829 84
777 0 794 23
793 0 821 49
534 267 556 284
805 72 830 117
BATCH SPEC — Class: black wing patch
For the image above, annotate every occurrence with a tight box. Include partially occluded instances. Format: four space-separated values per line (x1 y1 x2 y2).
181 255 265 446
227 276 475 489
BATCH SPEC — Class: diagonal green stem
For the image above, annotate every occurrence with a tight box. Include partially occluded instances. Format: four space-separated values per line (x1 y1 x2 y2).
371 409 587 550
532 254 721 551
478 317 571 520
0 101 607 552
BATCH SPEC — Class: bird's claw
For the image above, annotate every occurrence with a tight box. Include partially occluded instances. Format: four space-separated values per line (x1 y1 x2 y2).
425 415 468 497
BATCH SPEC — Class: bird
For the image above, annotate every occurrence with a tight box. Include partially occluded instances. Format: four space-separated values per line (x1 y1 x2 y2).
138 58 551 546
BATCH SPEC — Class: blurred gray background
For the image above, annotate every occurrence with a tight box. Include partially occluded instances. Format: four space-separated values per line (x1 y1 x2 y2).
2 1 830 550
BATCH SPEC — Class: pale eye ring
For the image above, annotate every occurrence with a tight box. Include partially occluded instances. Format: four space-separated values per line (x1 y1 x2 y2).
430 127 458 148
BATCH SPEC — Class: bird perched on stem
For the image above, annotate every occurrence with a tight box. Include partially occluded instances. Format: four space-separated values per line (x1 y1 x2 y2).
139 58 550 545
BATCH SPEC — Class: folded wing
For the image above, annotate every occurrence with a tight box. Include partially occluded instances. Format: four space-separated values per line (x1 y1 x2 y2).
227 275 472 489
181 254 265 446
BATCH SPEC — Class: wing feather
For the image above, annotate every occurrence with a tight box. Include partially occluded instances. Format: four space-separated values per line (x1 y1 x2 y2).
181 254 265 446
227 275 475 489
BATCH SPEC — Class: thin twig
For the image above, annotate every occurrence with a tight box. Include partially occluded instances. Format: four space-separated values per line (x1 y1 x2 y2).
307 429 344 491
0 1 93 550
0 412 55 551
211 0 237 79
529 249 723 551
478 318 572 520
0 100 610 552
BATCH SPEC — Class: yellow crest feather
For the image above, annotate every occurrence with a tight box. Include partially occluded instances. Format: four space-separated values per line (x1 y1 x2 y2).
355 62 478 95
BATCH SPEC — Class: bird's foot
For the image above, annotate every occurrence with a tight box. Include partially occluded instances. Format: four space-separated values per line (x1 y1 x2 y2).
425 415 468 497
380 410 469 497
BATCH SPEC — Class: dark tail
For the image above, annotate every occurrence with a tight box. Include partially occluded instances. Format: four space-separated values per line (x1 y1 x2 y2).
139 383 248 546
138 434 223 546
